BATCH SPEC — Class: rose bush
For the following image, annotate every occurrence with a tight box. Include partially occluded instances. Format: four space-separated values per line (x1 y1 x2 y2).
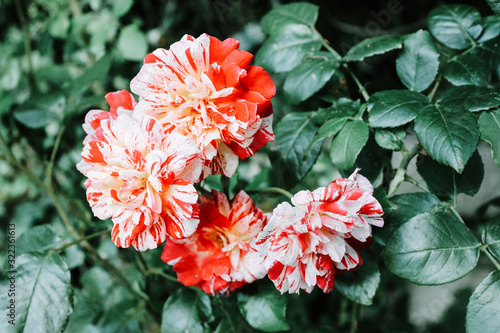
1 1 500 333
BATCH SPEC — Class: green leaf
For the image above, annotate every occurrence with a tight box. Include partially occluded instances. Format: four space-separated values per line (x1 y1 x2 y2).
485 0 500 16
255 24 322 73
15 253 73 332
13 109 50 128
330 120 369 170
482 216 500 261
428 5 483 50
13 94 66 128
49 12 70 39
344 35 402 62
203 174 223 192
0 94 14 115
466 271 500 333
237 282 290 332
112 0 134 18
213 297 255 333
416 150 484 201
17 225 62 255
284 58 339 104
340 135 389 183
375 192 440 246
313 117 348 143
64 289 98 333
312 99 359 125
478 16 500 42
396 30 440 92
335 251 381 306
414 104 479 173
474 36 500 70
437 86 500 112
261 2 319 35
368 90 430 128
443 53 490 86
384 210 481 285
161 288 211 333
117 24 148 61
479 109 500 168
390 193 442 225
374 129 406 150
273 112 322 180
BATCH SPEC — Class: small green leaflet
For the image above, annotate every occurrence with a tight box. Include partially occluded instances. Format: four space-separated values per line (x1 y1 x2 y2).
478 16 500 42
330 120 369 170
374 129 406 150
416 150 484 201
481 216 500 261
479 109 500 168
466 271 500 333
384 211 481 285
485 0 500 16
344 35 402 62
161 288 212 333
335 251 381 306
375 192 440 246
284 58 339 104
427 4 483 50
396 30 440 92
237 282 290 332
368 90 430 128
13 253 73 332
437 85 500 112
443 53 491 87
260 2 319 34
273 112 322 181
255 24 322 73
414 104 479 173
311 117 348 144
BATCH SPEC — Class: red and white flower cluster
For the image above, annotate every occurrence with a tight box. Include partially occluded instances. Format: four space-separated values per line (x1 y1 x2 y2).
78 33 384 296
162 190 268 296
77 34 275 252
255 170 384 293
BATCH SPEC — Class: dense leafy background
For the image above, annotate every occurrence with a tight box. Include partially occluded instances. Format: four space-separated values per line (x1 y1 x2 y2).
1 0 500 332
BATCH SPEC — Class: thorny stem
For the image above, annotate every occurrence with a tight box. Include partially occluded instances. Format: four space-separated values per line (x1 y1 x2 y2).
388 144 420 197
247 187 294 200
0 128 151 307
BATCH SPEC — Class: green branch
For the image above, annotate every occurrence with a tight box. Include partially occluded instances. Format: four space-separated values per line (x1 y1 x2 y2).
481 247 500 271
388 144 421 197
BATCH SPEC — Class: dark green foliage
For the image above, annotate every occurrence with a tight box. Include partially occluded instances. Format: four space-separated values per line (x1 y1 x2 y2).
2 1 500 333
